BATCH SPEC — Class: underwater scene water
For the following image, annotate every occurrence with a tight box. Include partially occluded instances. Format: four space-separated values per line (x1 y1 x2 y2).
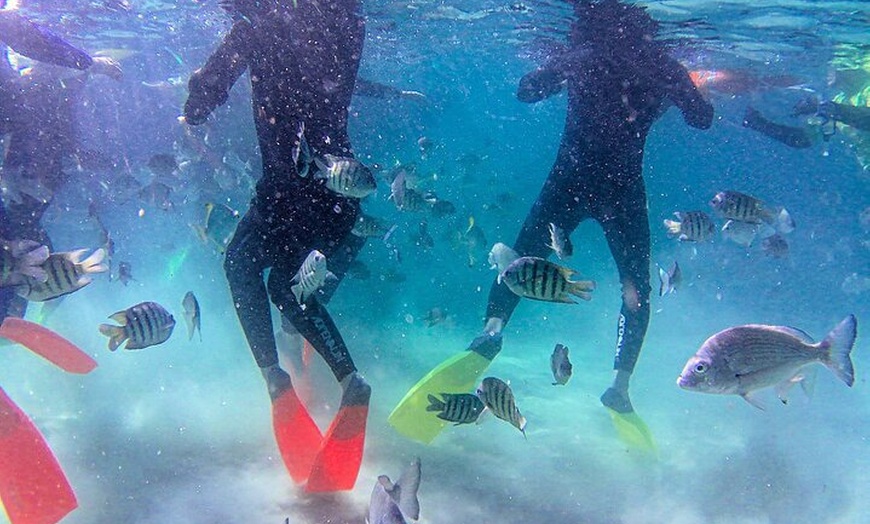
1 0 869 523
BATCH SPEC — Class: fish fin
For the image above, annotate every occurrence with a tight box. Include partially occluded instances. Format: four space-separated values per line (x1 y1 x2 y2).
109 311 128 324
184 313 196 341
741 392 766 410
568 280 595 301
65 248 90 264
425 394 444 412
290 283 304 304
775 207 795 234
663 218 681 237
396 457 421 520
326 271 338 282
772 326 815 344
98 324 127 352
821 314 857 387
800 367 818 399
658 266 670 297
313 157 328 177
80 248 108 274
190 223 209 243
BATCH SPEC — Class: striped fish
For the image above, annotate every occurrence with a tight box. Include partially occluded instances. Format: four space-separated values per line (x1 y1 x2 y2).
313 154 376 198
351 213 391 238
99 301 176 351
710 190 794 234
16 248 108 301
499 256 595 303
663 211 716 242
290 250 336 304
476 377 526 436
1 239 48 287
426 393 485 425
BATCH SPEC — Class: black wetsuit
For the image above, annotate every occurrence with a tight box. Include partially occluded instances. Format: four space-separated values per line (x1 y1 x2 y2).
184 0 365 381
486 11 713 374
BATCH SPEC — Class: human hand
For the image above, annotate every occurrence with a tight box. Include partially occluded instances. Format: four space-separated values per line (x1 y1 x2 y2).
89 56 123 81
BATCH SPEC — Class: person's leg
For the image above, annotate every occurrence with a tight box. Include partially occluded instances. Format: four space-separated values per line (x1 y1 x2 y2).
598 178 651 413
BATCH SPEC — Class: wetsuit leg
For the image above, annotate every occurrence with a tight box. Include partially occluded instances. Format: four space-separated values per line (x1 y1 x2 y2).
316 231 366 305
597 178 651 374
485 158 588 323
224 207 280 369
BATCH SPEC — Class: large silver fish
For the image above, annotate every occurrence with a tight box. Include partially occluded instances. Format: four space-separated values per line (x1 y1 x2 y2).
182 291 201 341
314 155 376 198
99 301 176 351
16 248 108 301
663 211 715 242
367 458 421 524
500 256 595 303
476 376 527 436
290 250 335 304
426 393 485 425
1 240 48 287
678 315 857 408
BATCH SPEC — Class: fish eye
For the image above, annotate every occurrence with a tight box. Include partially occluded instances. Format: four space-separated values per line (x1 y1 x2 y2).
694 363 707 374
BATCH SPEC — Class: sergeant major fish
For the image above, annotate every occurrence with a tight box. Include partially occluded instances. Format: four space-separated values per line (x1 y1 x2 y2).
290 250 336 304
500 256 595 303
710 190 794 234
663 211 715 242
99 301 176 351
426 393 485 425
182 291 201 341
550 343 573 385
678 315 857 408
477 376 527 436
367 457 421 524
16 248 108 301
314 155 377 198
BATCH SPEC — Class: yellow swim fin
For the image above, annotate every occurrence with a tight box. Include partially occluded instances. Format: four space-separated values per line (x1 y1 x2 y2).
388 350 493 444
607 409 657 456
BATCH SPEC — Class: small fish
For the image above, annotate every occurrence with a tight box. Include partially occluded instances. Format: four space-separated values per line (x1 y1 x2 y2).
488 242 519 279
721 219 758 248
412 220 434 250
430 199 456 218
352 214 392 239
422 307 447 327
16 248 108 301
1 240 49 287
546 222 573 259
426 393 485 424
99 301 176 351
313 155 377 198
663 211 716 242
117 261 134 286
290 250 336 304
191 202 240 253
293 122 312 177
550 344 573 385
678 315 857 408
367 458 421 524
182 291 201 341
658 260 681 296
147 153 178 177
500 256 595 303
761 233 789 259
477 377 526 435
710 191 794 234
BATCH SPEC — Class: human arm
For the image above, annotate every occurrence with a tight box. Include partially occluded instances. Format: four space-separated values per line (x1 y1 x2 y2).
0 11 92 70
659 55 714 129
516 51 575 103
354 77 425 101
183 20 253 125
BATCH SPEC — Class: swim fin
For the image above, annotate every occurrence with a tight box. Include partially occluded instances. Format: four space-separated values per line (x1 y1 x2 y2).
606 408 657 456
271 387 323 484
0 317 97 374
0 387 78 524
388 350 493 444
305 373 371 492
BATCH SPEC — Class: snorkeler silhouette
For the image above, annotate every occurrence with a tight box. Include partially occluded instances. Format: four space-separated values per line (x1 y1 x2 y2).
390 0 713 445
184 0 371 492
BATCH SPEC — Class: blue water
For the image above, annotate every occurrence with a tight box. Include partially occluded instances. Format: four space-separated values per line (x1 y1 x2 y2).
2 1 869 523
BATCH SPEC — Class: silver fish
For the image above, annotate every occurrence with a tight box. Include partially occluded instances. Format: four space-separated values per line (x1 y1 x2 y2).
290 250 335 304
500 256 595 303
546 222 573 259
476 376 527 436
426 393 485 425
550 344 573 385
99 301 176 351
368 458 421 524
1 239 48 287
293 122 312 178
488 242 519 278
16 248 108 301
721 219 759 248
314 155 376 198
658 260 681 297
678 315 857 408
663 211 716 242
182 291 201 341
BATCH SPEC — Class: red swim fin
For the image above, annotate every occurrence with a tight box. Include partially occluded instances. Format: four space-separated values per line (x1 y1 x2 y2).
0 387 77 524
0 318 96 374
271 387 323 484
305 375 370 493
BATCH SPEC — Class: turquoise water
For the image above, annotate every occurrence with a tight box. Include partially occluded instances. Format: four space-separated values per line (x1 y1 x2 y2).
2 0 869 522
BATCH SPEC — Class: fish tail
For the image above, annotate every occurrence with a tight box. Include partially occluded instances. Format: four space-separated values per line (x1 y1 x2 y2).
663 218 682 237
658 266 671 297
80 248 109 274
99 324 127 352
821 314 857 387
425 394 444 412
774 207 795 234
568 279 596 301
